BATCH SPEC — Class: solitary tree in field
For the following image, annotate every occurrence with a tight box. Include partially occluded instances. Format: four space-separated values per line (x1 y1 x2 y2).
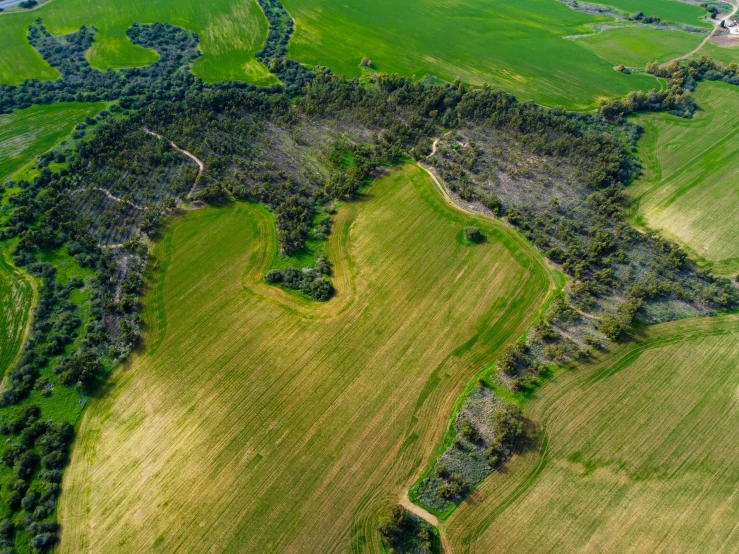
360 57 372 68
464 226 483 243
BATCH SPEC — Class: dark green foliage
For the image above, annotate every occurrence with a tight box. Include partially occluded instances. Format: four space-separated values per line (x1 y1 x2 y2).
463 226 483 243
0 20 207 115
255 0 316 94
378 505 438 554
265 265 334 301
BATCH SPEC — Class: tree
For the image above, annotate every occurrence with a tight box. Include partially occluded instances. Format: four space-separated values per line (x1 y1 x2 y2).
464 226 483 243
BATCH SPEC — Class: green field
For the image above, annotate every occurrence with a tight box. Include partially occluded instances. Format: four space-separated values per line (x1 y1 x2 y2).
1 0 661 109
630 81 739 276
57 165 554 552
599 0 711 27
0 0 275 85
0 247 33 382
445 313 739 553
0 102 105 182
282 0 662 109
702 40 739 65
578 27 703 68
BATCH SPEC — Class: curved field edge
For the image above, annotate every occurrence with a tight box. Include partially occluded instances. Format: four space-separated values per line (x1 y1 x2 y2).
57 164 555 553
444 312 739 553
0 0 276 85
628 81 739 277
280 0 660 110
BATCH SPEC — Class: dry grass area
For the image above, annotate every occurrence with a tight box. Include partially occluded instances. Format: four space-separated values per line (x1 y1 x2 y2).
57 164 553 553
445 313 739 553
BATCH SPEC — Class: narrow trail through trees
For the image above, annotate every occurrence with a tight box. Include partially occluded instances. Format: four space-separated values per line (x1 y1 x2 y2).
143 128 203 197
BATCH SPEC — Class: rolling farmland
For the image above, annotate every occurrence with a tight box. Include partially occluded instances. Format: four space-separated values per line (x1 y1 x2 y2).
1 0 662 109
58 165 554 553
630 81 739 276
281 0 659 109
445 313 739 553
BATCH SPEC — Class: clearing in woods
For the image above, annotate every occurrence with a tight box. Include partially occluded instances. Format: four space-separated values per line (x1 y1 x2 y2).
629 81 739 277
0 0 275 85
445 313 739 553
58 164 555 553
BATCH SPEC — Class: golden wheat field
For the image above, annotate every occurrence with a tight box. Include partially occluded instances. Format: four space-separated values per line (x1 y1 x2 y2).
57 164 554 553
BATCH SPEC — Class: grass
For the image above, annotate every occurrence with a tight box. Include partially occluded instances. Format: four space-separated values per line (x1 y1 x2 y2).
445 312 739 553
577 27 704 68
0 243 33 382
629 81 739 276
57 164 555 553
598 0 711 27
0 0 276 85
281 0 660 109
0 102 106 182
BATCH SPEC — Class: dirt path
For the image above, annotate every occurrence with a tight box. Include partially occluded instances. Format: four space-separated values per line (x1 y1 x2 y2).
417 161 480 218
399 491 451 553
94 187 142 209
143 128 203 197
71 187 142 210
666 0 738 64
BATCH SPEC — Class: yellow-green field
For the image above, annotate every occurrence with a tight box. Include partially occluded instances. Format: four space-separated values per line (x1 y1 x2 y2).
630 81 739 276
0 247 33 381
445 313 739 553
58 165 554 552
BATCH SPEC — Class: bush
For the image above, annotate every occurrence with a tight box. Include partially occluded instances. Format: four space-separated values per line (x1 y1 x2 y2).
464 226 483 243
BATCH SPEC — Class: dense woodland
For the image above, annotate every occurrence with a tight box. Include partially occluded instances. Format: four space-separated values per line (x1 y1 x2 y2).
0 2 738 551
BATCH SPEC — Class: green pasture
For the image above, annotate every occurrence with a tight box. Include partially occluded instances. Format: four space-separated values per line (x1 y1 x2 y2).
0 0 275 85
446 313 739 553
630 81 739 276
282 0 660 109
577 27 703 67
701 40 739 65
599 0 711 27
58 164 555 553
0 102 105 182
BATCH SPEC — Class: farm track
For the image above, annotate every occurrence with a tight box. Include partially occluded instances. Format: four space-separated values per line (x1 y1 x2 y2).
58 165 554 553
667 0 739 64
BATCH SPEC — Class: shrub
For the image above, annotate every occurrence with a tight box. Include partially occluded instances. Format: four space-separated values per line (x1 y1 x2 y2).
464 226 483 243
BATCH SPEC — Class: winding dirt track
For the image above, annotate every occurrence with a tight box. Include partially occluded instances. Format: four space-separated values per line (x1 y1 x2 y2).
667 0 738 65
143 128 204 197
